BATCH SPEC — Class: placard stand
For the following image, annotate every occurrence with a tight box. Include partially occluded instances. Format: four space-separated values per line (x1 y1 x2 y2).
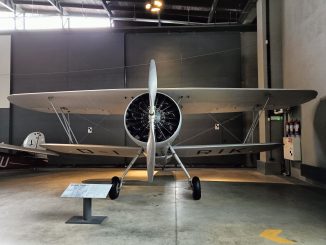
61 183 112 225
66 198 107 224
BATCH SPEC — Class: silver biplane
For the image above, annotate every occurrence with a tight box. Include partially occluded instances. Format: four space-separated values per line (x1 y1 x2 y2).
8 60 317 200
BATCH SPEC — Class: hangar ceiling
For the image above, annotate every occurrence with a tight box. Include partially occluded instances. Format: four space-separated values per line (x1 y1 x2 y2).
0 0 257 26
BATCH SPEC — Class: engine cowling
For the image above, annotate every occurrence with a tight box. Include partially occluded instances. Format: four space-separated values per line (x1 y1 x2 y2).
124 92 182 148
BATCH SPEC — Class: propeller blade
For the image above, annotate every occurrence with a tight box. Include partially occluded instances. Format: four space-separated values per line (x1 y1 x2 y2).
146 59 157 182
146 117 155 182
148 59 157 115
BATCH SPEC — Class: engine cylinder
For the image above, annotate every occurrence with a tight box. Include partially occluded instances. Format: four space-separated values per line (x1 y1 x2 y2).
124 92 182 148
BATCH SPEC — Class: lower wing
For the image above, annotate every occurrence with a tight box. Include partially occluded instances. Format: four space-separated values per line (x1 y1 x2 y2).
173 143 281 157
41 144 142 157
41 143 281 158
0 143 59 156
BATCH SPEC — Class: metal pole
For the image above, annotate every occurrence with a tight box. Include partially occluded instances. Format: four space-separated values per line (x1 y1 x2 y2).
251 110 255 143
83 198 92 221
59 109 79 144
243 97 270 143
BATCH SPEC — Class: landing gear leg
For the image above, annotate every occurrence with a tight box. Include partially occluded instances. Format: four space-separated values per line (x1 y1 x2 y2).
108 148 143 200
169 146 201 200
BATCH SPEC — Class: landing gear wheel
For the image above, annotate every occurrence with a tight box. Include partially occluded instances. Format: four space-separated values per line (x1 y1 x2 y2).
109 176 121 200
192 176 201 200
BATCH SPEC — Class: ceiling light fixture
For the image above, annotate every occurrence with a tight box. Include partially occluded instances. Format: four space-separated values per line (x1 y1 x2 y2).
154 1 162 8
145 3 151 10
151 7 160 13
145 0 163 13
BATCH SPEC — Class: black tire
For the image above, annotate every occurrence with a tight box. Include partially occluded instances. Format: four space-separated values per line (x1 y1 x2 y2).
192 176 201 200
109 176 121 200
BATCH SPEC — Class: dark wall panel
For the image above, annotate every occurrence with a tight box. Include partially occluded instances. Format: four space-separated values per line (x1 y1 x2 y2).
67 31 125 90
125 32 241 88
12 31 68 93
11 30 125 165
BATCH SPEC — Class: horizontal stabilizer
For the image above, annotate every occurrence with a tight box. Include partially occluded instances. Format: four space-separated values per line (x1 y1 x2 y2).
42 144 142 157
173 143 281 157
0 143 59 156
8 88 317 114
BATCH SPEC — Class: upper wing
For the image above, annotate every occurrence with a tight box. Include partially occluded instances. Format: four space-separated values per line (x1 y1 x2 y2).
41 143 143 157
165 88 317 114
0 143 59 156
173 143 281 157
8 89 144 115
8 88 317 115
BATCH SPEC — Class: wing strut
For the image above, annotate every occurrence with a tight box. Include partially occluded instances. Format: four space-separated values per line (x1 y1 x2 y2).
48 97 78 144
243 96 270 144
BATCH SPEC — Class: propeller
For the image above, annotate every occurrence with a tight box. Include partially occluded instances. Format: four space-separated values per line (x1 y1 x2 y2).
146 59 157 182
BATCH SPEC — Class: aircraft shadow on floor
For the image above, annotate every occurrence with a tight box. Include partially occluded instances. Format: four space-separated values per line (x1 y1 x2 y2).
83 170 175 185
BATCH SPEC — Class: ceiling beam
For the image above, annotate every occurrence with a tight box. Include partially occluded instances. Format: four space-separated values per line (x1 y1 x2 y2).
101 0 113 17
112 17 238 26
207 0 219 23
14 0 62 13
111 1 242 13
165 5 208 12
239 0 257 24
14 0 50 6
13 1 242 14
0 0 14 12
114 24 256 33
60 3 104 10
45 0 62 14
111 1 211 12
14 0 103 11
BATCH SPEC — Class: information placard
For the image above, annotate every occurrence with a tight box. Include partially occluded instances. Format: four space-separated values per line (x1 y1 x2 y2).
61 183 112 199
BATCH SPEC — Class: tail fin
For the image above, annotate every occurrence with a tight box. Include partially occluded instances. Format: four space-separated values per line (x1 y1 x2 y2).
22 132 46 150
22 132 47 159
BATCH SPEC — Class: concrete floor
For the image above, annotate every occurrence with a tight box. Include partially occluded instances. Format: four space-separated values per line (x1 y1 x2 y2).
0 168 326 245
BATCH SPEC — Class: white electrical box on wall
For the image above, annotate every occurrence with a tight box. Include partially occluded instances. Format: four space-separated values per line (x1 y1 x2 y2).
283 137 301 161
